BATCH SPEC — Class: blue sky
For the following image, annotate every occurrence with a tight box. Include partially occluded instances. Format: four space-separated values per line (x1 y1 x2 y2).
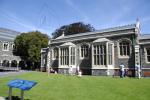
0 0 150 37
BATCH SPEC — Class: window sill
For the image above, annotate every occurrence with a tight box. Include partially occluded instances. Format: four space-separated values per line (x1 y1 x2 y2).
80 57 89 60
145 61 150 64
52 58 58 60
118 56 130 58
2 50 9 51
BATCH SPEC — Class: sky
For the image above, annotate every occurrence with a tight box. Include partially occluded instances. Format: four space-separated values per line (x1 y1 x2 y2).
0 0 150 37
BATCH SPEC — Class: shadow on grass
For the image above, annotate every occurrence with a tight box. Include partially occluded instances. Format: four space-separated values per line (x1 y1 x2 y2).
5 96 29 100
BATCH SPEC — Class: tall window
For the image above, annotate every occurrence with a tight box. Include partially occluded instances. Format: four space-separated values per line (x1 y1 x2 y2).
3 43 9 51
108 44 113 65
146 48 150 62
53 48 58 59
93 44 106 65
12 44 15 50
81 45 88 58
70 47 75 65
119 41 130 56
60 48 69 65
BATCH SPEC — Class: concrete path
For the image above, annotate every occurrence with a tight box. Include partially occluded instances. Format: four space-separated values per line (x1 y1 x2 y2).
0 70 31 77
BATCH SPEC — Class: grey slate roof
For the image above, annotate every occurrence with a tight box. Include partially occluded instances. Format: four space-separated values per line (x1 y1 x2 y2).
52 24 136 40
139 34 150 40
0 28 20 42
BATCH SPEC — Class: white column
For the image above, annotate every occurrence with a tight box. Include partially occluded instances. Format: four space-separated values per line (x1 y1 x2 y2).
58 48 60 68
17 61 19 70
91 44 94 68
41 52 43 68
106 42 109 75
69 46 71 67
9 60 11 67
47 49 50 72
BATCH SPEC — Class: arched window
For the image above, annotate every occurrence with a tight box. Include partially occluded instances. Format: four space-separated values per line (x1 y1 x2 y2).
2 60 9 67
11 60 17 67
146 48 150 62
3 43 9 51
119 41 130 56
80 45 89 58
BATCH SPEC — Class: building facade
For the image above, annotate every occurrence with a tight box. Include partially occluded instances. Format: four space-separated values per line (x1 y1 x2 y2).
41 21 150 77
0 28 21 70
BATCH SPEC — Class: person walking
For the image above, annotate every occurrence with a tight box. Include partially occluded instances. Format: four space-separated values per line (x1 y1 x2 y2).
136 63 141 79
119 63 125 78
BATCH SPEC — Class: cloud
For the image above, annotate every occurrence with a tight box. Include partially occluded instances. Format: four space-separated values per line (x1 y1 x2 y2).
65 0 90 22
0 10 50 35
0 10 36 30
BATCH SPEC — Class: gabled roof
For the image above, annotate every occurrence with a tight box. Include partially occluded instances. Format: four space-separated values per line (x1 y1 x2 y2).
93 38 111 43
60 42 75 46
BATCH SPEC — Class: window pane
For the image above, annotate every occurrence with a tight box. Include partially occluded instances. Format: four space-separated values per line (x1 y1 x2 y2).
119 41 130 56
81 45 88 58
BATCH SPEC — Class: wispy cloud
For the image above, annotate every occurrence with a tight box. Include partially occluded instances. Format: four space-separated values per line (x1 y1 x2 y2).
65 0 90 22
0 10 36 30
0 9 53 35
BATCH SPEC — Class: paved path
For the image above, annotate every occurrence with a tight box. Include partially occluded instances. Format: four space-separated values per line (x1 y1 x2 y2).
0 70 31 77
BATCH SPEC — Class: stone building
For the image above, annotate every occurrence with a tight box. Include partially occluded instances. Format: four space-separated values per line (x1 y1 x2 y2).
41 21 150 77
0 28 21 70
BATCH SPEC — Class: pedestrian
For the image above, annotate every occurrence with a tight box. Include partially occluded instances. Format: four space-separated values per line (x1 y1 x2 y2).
119 63 125 78
69 66 73 75
136 63 141 79
78 70 82 77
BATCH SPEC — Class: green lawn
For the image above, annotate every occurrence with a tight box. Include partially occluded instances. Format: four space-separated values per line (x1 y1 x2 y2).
0 72 150 100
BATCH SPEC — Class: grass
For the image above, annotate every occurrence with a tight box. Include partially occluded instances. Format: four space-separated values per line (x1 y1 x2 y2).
0 72 150 100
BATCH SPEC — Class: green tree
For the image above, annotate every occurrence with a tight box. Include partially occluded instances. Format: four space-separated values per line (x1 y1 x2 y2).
52 22 95 38
14 31 49 70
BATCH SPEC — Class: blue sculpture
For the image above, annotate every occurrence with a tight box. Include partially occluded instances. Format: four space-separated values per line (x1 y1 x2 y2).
7 79 37 100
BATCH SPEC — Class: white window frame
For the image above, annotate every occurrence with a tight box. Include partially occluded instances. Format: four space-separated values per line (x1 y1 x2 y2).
145 47 150 63
80 44 89 59
107 43 114 65
70 47 76 65
60 47 69 66
118 39 131 58
2 42 9 51
52 48 58 60
93 43 107 67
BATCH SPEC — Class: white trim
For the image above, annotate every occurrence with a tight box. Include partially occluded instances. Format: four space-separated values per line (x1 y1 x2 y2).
79 44 89 59
141 68 150 69
144 47 150 63
52 48 58 60
117 38 131 58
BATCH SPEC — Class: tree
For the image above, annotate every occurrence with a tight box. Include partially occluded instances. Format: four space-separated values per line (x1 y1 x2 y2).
14 31 49 70
52 22 95 38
